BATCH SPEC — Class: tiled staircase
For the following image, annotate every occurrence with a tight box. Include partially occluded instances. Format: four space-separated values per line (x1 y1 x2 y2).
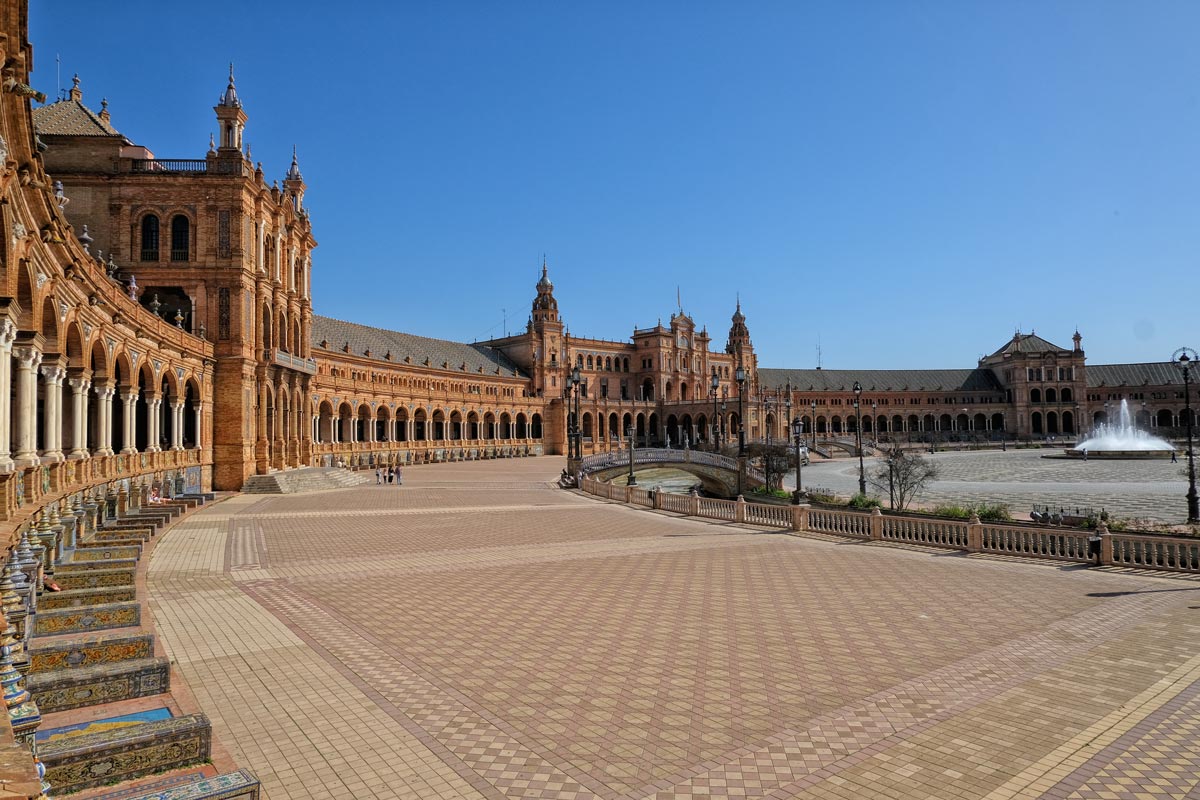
242 466 373 494
18 493 260 798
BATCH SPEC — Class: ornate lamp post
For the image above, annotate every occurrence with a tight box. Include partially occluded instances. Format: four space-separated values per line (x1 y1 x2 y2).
763 393 775 492
853 381 866 495
791 415 804 504
571 364 582 461
736 362 747 496
711 369 720 452
1172 348 1198 524
871 400 877 445
626 424 637 486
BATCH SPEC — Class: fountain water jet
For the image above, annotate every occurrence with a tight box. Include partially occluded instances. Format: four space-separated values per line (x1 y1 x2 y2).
1067 399 1175 459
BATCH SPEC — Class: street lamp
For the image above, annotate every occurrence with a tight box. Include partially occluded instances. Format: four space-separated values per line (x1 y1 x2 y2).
871 400 877 446
711 369 720 452
791 415 804 504
853 381 865 495
736 362 747 496
571 364 582 461
763 393 775 492
1172 347 1199 524
626 424 637 486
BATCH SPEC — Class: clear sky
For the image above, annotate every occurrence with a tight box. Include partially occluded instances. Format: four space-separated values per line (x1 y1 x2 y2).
31 1 1199 370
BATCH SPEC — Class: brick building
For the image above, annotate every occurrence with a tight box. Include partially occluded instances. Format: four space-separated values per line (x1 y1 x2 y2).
24 69 1197 494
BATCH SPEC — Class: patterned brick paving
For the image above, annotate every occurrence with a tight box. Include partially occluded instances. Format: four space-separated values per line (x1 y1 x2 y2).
148 457 1200 799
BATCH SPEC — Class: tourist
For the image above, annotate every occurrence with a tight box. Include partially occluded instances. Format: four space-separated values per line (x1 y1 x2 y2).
396 466 403 485
149 486 162 504
1172 450 1179 463
1082 448 1088 461
375 467 382 485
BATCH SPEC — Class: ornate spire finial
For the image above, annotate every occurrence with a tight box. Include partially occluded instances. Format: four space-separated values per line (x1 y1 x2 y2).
286 145 302 180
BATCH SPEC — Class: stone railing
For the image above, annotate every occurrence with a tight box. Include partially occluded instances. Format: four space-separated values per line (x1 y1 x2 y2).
312 441 543 467
577 476 1200 576
579 447 766 484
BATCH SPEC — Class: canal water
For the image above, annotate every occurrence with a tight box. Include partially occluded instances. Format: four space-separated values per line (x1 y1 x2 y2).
610 467 703 494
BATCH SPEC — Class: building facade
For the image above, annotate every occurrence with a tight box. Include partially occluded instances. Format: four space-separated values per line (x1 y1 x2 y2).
17 48 1198 500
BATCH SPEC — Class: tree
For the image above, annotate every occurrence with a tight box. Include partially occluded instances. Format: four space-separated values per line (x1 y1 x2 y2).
870 448 939 511
746 441 793 492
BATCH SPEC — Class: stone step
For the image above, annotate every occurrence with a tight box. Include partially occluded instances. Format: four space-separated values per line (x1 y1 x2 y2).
72 544 142 562
30 632 154 674
55 566 137 591
242 467 372 494
59 558 138 574
39 586 137 611
34 601 140 636
41 713 211 795
93 528 151 542
89 767 261 800
80 535 146 548
29 656 169 713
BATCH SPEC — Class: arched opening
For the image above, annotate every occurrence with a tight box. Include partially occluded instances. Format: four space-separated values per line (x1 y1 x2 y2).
1032 411 1044 434
318 401 334 443
499 412 512 440
337 402 353 442
1156 409 1173 428
170 214 190 261
608 412 619 442
816 415 827 434
991 413 1005 431
832 416 843 434
648 413 660 444
135 363 154 451
973 413 987 432
450 410 464 440
413 408 428 441
396 407 409 441
467 411 480 440
139 286 193 331
1030 388 1041 404
483 411 496 439
641 378 654 401
1062 411 1074 434
580 412 592 440
681 414 693 446
515 413 527 439
1045 388 1057 403
140 215 160 261
680 382 690 401
356 404 371 442
956 413 970 432
184 378 200 448
1047 411 1059 434
377 407 392 442
1061 388 1073 402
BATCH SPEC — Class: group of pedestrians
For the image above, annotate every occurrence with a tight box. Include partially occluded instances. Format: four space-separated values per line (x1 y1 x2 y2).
375 466 403 485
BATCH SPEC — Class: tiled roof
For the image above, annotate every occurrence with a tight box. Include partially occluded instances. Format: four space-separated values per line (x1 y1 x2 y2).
312 316 527 378
1086 362 1181 388
758 368 1003 393
988 333 1068 358
33 98 123 138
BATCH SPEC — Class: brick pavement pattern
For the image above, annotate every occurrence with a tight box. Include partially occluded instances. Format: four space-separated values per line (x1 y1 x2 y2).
148 457 1200 799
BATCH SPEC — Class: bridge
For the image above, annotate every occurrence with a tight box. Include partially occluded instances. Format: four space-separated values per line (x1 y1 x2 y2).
579 448 765 497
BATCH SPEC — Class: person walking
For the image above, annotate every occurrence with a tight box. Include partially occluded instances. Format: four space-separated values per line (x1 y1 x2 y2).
375 467 382 485
396 465 403 486
1172 450 1179 463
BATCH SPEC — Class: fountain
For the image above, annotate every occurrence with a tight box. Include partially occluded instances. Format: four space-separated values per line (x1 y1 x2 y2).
1066 399 1176 459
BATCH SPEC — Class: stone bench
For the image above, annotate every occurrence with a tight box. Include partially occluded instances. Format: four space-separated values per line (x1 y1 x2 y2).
34 601 140 636
58 558 138 574
121 768 260 800
30 632 154 673
92 528 152 542
55 566 137 590
39 585 137 610
72 544 142 562
79 535 146 549
28 656 169 713
41 713 211 795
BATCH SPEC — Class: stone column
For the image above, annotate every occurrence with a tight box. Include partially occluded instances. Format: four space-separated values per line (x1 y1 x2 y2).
67 376 91 458
170 402 184 449
120 390 138 454
41 363 66 461
192 401 204 449
145 395 162 452
11 345 42 467
95 385 115 455
0 320 15 469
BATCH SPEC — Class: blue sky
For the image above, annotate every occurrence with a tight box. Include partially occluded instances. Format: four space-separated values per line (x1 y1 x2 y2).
32 2 1199 369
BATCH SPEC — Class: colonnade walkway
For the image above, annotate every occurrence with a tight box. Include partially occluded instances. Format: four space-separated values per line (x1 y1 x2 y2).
148 457 1200 799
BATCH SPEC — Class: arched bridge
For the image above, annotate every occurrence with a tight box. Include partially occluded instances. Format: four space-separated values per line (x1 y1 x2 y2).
579 449 765 497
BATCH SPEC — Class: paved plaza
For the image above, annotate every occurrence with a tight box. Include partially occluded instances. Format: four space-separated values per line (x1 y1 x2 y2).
148 457 1200 799
798 449 1191 524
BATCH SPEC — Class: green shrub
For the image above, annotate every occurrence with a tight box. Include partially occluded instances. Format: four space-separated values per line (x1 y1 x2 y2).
808 492 841 505
930 503 1012 521
849 493 881 509
931 504 971 519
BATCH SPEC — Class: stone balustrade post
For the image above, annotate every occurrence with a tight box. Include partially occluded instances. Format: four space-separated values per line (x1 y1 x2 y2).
1097 519 1113 566
870 507 884 541
791 503 809 532
117 484 128 516
689 489 699 515
735 495 746 523
967 512 983 552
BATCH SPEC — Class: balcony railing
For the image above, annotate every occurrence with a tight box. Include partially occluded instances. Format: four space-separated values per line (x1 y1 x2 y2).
271 349 318 375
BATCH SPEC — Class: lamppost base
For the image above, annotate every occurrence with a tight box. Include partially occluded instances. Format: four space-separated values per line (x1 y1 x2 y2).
792 490 802 505
628 477 638 486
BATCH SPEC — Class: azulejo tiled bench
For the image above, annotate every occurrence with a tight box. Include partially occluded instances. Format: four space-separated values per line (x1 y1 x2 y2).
28 655 169 713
